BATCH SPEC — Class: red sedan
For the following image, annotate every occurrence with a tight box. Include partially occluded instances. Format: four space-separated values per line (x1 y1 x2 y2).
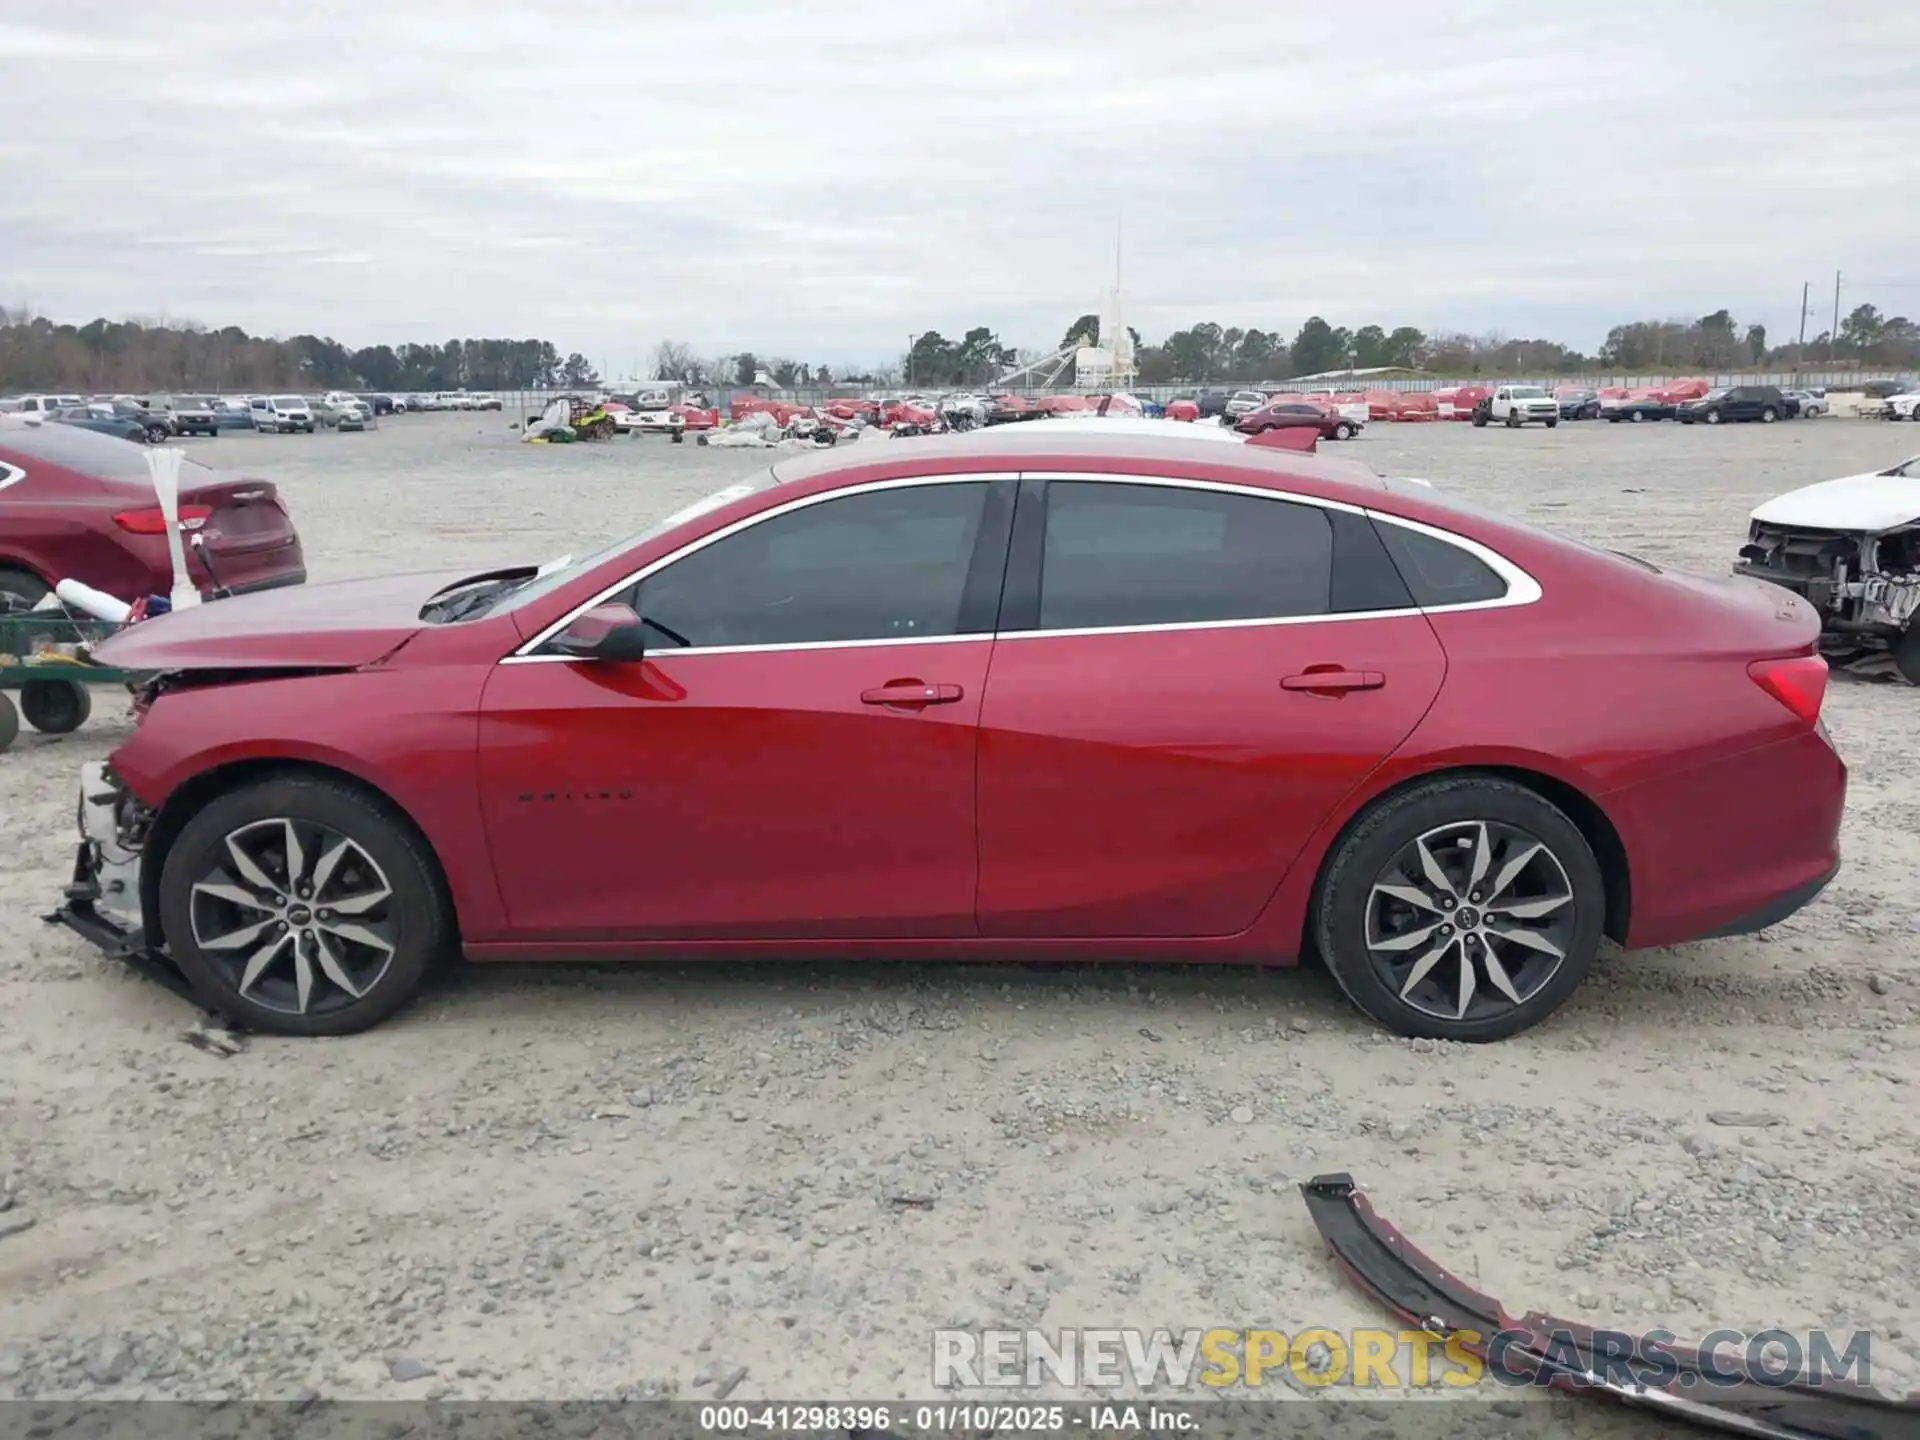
0 420 305 611
56 431 1844 1042
1234 399 1363 441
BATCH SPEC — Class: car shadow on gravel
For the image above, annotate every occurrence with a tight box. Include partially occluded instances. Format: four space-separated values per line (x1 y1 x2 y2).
409 952 1377 1031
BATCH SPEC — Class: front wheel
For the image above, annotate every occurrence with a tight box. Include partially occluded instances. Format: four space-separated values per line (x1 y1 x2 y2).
1705 408 1723 425
1894 625 1920 686
145 425 169 444
1334 422 1355 440
1312 776 1605 1042
1545 418 1558 429
158 775 452 1035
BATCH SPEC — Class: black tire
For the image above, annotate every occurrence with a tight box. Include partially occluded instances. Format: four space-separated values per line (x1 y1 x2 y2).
1334 422 1356 440
1311 776 1606 1042
158 775 451 1035
1504 411 1520 428
0 567 50 613
1545 418 1558 429
1760 407 1778 423
1631 409 1645 423
19 679 91 734
145 425 169 444
1705 408 1722 425
0 692 17 753
1471 413 1487 427
1895 625 1920 686
1607 415 1620 423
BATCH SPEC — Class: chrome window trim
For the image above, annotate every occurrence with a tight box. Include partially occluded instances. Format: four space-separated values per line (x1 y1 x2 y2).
498 469 1542 666
0 462 24 495
502 471 1018 664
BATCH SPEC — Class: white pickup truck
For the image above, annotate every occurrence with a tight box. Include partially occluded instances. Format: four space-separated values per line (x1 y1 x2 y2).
1471 384 1560 428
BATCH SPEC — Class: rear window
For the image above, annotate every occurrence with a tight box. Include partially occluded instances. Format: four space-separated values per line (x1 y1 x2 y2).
0 422 221 485
1375 520 1509 606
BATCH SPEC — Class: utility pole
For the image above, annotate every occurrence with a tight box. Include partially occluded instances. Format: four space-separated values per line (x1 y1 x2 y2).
1797 281 1809 351
1830 272 1841 365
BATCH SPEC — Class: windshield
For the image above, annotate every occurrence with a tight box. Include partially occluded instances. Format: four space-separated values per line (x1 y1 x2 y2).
1884 457 1920 478
1705 388 1730 399
272 395 304 406
1509 386 1546 399
478 470 781 618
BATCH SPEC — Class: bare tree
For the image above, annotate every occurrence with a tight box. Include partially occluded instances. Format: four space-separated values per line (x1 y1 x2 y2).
652 340 705 385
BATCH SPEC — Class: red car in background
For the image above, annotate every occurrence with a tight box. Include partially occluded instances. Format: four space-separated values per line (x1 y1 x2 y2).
1234 399 1364 440
0 420 305 612
54 430 1843 1045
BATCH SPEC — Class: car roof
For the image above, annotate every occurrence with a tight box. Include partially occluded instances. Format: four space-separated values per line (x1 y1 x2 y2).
768 426 1387 498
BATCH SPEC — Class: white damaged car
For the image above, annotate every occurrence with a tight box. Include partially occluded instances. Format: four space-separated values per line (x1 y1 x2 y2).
1736 453 1920 679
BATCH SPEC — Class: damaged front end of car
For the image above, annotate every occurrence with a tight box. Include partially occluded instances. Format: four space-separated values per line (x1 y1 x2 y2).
1300 1173 1920 1440
43 674 203 1004
1736 519 1920 650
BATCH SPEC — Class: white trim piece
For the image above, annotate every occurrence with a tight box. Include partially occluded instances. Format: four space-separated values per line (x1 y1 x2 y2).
499 468 1543 666
0 462 24 494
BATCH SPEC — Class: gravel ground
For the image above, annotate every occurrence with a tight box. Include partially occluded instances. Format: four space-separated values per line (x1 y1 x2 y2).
0 412 1916 1419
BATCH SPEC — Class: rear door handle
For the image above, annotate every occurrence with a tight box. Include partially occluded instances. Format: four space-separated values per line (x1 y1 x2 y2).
1281 669 1384 694
861 680 964 707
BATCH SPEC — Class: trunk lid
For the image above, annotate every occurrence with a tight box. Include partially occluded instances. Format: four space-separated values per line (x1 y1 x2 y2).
182 477 295 556
91 568 475 671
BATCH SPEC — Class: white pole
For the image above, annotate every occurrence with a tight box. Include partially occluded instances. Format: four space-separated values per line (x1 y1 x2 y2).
145 446 200 610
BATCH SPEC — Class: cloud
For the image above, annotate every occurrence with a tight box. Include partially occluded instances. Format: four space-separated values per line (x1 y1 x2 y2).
1 0 1916 362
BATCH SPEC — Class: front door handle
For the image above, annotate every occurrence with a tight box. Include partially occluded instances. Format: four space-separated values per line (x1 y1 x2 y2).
861 680 964 707
1281 668 1385 694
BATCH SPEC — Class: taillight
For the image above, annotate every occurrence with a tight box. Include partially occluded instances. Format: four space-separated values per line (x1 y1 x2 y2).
113 504 212 535
1749 655 1828 724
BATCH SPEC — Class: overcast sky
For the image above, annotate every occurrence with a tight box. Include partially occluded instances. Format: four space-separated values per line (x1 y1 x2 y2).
3 1 1917 367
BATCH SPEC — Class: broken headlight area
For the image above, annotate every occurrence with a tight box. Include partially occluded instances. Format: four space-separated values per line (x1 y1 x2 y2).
1300 1174 1920 1439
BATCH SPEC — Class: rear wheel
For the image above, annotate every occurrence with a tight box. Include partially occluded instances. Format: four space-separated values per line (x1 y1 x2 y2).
0 693 17 753
1630 409 1645 423
1313 777 1605 1042
1761 406 1778 423
0 567 50 613
159 776 451 1035
1471 412 1488 428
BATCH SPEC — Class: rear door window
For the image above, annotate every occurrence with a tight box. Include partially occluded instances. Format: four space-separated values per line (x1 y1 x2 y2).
1035 481 1333 631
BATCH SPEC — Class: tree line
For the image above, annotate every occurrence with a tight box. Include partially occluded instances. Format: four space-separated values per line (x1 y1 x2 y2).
0 309 602 394
3 300 1916 397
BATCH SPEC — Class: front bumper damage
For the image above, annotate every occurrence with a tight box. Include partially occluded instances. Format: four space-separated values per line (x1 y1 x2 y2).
1301 1173 1920 1439
44 761 198 1005
1737 527 1920 644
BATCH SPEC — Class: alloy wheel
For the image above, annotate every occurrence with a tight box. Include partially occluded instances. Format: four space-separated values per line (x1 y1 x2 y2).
1363 820 1576 1023
188 817 398 1016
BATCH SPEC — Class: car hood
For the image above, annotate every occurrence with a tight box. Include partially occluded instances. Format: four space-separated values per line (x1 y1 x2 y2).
1751 465 1920 532
91 568 478 671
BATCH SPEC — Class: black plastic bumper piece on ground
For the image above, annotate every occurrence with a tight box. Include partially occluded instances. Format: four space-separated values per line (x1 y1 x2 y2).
44 851 201 1008
1699 861 1841 941
1300 1172 1920 1440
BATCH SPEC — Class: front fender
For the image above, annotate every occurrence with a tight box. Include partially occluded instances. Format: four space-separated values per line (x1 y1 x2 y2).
108 666 508 936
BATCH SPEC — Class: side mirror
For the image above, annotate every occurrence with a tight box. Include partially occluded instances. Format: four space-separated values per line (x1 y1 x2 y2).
552 602 648 662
